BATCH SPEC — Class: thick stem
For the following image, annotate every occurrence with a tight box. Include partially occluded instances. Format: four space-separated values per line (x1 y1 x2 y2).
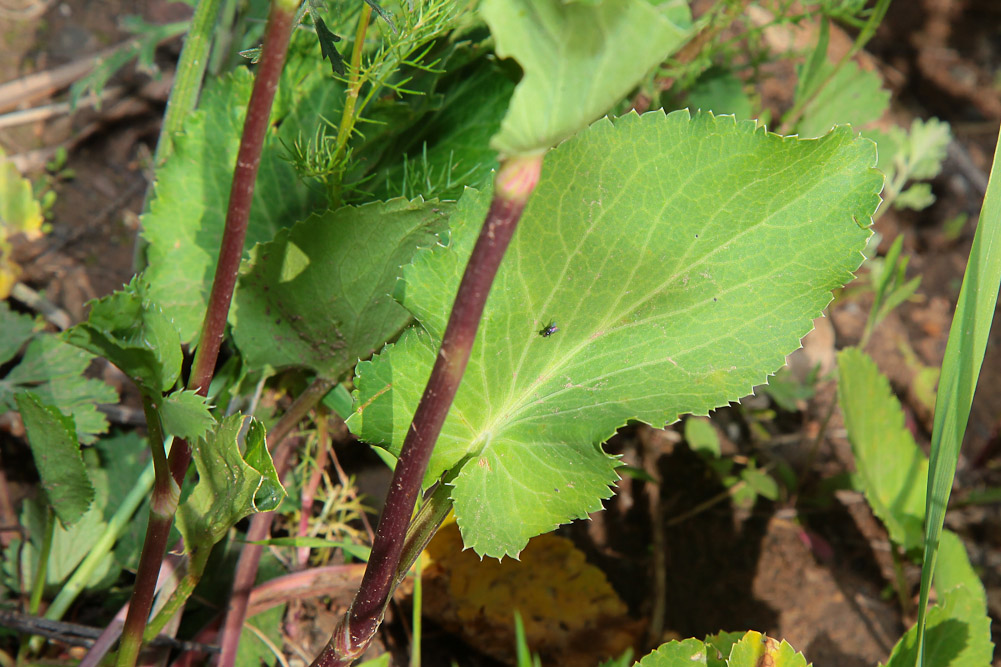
310 154 543 667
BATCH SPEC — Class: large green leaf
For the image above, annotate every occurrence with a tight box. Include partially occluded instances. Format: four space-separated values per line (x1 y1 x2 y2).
231 198 450 377
0 334 117 444
482 0 690 156
15 392 93 526
350 110 881 557
837 348 927 552
62 276 182 395
176 416 284 564
142 37 339 343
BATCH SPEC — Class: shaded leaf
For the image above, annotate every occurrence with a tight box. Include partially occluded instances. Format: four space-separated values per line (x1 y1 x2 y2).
882 586 993 667
15 392 93 526
232 198 450 377
350 111 880 557
176 415 285 560
0 302 37 365
63 276 182 395
314 16 345 76
143 36 339 343
0 335 117 444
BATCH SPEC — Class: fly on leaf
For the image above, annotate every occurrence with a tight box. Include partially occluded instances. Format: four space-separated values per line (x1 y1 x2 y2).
539 321 559 337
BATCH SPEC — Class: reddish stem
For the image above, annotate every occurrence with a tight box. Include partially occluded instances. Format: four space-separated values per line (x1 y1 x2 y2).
310 155 544 667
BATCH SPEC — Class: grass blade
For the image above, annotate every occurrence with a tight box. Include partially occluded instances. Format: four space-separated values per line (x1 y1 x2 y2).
916 125 1001 664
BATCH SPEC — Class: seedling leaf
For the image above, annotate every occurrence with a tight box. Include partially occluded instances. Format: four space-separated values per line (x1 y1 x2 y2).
0 335 117 444
63 276 182 395
351 111 880 557
15 392 94 526
232 198 450 377
482 0 690 156
837 348 927 552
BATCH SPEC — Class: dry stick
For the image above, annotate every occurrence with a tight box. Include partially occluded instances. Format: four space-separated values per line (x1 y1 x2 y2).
217 377 334 667
310 153 544 667
112 3 299 665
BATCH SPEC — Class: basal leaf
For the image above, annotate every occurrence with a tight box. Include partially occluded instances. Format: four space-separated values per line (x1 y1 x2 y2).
727 631 810 667
837 348 927 552
0 335 117 444
797 60 889 139
635 639 708 666
0 302 37 365
63 276 182 395
231 198 450 377
143 37 339 343
159 389 215 442
176 415 284 561
882 586 993 667
934 530 987 611
15 392 94 526
351 111 880 557
482 0 690 156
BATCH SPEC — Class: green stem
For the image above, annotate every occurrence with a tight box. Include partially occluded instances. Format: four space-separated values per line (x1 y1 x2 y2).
329 4 373 208
142 548 209 642
115 396 178 667
27 506 55 615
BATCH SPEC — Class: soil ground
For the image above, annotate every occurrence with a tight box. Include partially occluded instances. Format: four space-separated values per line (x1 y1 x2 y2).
1 1 1000 666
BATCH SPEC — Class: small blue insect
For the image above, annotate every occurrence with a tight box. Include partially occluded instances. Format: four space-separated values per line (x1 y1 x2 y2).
539 321 559 337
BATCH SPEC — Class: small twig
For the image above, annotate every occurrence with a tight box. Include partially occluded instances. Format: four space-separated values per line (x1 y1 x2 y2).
0 86 126 129
9 282 72 330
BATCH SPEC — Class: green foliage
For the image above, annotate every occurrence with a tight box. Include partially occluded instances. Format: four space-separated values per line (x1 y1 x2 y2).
796 59 889 138
176 416 284 566
482 0 691 155
231 198 451 377
142 37 338 343
70 17 190 110
837 348 927 552
0 146 44 297
0 332 117 444
635 631 809 666
883 586 993 667
0 302 38 367
863 234 921 344
684 416 720 458
63 276 182 396
15 392 94 526
685 68 752 120
159 390 215 442
866 117 952 212
351 110 879 557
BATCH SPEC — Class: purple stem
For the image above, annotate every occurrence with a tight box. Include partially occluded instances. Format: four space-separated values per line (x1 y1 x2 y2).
310 154 544 667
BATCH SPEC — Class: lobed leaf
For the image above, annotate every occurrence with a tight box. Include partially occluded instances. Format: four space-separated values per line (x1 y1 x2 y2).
482 0 690 156
635 639 708 666
0 302 37 365
231 198 450 377
727 631 809 667
351 110 881 557
159 389 215 442
0 335 117 444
